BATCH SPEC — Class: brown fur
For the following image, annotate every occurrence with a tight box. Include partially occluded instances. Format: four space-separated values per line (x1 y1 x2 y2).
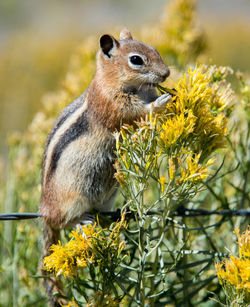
87 79 147 130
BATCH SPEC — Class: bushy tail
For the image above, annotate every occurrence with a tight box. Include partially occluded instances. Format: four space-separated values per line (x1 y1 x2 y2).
41 222 67 307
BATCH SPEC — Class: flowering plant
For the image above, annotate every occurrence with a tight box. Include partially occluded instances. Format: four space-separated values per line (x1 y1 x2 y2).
110 65 233 305
44 216 127 306
215 227 250 306
43 64 235 306
115 65 233 212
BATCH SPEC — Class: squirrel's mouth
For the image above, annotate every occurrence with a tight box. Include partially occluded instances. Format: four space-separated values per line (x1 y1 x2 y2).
145 83 157 87
141 83 158 89
123 82 158 94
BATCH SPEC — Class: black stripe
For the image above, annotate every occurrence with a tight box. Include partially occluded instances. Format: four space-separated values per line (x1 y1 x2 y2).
49 110 89 175
45 95 84 150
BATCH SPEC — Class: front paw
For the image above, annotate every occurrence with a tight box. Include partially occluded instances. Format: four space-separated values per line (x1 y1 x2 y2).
153 93 172 109
145 93 172 112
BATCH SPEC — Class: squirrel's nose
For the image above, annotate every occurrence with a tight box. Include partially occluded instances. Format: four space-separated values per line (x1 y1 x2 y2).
161 67 170 80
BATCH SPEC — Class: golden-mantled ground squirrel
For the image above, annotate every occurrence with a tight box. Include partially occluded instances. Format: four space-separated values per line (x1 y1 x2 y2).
40 29 171 306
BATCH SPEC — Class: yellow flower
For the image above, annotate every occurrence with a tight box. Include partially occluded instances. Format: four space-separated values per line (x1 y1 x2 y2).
216 256 250 291
43 224 98 277
177 152 214 183
158 176 166 193
43 217 127 279
166 65 212 116
168 158 176 180
215 227 250 300
159 111 196 147
149 111 154 125
145 161 151 170
121 152 130 169
235 227 250 258
161 65 230 155
145 152 159 170
65 297 79 307
115 65 231 191
120 128 127 141
43 241 75 277
186 154 207 181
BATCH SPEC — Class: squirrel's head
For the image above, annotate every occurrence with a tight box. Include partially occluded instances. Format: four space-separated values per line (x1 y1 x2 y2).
97 29 170 91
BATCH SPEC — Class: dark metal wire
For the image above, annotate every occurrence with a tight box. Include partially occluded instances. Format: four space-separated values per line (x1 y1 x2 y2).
0 206 249 221
172 206 250 217
0 213 42 220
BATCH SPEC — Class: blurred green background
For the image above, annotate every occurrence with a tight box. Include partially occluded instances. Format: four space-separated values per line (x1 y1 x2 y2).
0 0 250 162
0 1 249 305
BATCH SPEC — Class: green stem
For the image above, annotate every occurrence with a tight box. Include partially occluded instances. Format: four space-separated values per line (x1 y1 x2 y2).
137 184 146 306
182 216 190 307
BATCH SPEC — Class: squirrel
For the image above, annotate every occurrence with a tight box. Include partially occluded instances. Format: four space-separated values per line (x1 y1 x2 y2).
39 28 171 306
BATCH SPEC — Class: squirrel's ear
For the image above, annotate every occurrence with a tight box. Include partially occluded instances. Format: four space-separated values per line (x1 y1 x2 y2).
120 28 133 40
100 34 119 58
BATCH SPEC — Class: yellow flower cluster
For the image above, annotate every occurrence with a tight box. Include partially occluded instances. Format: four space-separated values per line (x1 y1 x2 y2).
43 216 127 279
215 227 250 300
216 256 250 292
163 65 231 156
159 111 195 147
157 152 213 193
65 297 79 307
178 152 214 182
44 224 98 277
115 65 232 195
236 227 250 258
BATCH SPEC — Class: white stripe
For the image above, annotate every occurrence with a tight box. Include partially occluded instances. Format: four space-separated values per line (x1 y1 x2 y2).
43 99 88 184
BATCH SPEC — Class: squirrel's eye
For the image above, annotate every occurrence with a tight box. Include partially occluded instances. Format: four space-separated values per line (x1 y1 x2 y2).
129 55 144 66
